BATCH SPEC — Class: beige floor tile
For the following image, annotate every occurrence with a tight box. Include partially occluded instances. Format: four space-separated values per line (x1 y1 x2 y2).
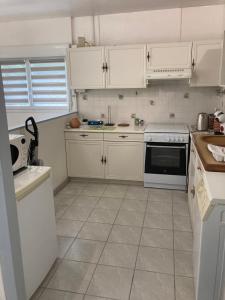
144 213 173 230
136 246 174 274
54 193 77 206
39 289 83 300
87 208 118 224
84 296 112 300
125 186 149 200
56 220 84 237
66 239 105 263
60 184 84 196
99 242 138 268
81 183 106 197
173 199 189 216
63 205 93 221
149 189 173 201
108 225 142 245
48 260 95 293
120 199 147 212
115 210 144 227
58 236 74 258
87 265 133 300
174 251 193 277
174 231 193 251
130 270 175 300
78 222 112 241
96 197 123 210
103 184 128 198
73 195 100 208
173 190 188 202
147 200 172 214
175 276 195 300
173 215 192 232
55 204 69 219
141 228 173 249
41 259 62 287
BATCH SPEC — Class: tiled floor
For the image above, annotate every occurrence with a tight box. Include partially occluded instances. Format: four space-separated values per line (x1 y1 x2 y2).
33 181 195 300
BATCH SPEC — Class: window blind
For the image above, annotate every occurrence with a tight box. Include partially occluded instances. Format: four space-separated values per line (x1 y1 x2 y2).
30 59 68 106
0 58 69 107
1 61 29 105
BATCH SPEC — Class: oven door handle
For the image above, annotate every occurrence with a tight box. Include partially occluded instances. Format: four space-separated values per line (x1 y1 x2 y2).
146 145 186 149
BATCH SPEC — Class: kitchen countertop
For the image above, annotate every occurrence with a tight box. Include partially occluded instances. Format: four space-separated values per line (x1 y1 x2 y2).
14 166 51 201
64 125 145 134
191 132 225 172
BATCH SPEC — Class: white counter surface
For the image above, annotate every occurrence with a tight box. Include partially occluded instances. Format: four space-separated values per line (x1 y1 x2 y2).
14 166 51 201
64 125 144 134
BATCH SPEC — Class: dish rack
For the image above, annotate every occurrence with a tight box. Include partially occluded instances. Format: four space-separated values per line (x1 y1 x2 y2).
207 144 225 162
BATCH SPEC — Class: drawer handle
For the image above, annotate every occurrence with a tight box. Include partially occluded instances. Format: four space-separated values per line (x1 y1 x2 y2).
80 134 88 137
104 156 107 164
101 156 104 164
191 187 195 198
119 135 128 138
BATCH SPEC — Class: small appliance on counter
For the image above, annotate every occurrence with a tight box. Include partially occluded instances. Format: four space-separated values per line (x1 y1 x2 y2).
70 117 81 128
196 112 209 131
9 134 28 173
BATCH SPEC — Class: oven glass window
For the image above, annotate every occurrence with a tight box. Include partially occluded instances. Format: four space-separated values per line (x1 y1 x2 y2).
145 143 186 175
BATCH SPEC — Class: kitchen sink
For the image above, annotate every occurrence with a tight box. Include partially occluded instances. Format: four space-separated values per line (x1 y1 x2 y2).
200 135 225 146
87 125 117 131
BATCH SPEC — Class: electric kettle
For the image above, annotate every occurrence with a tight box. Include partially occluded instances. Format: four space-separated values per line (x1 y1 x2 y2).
197 113 209 131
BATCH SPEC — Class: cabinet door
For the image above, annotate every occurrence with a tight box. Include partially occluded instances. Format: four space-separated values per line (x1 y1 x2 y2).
190 40 222 87
66 140 104 178
69 47 105 89
105 45 146 88
147 42 192 70
188 144 196 227
104 142 144 181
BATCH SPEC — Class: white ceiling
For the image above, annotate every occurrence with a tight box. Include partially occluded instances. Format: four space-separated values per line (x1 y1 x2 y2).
0 0 224 21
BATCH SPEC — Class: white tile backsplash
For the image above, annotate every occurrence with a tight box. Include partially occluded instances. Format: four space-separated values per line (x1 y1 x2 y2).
78 82 222 126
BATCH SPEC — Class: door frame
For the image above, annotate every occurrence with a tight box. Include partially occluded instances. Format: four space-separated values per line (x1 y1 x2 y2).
0 72 26 299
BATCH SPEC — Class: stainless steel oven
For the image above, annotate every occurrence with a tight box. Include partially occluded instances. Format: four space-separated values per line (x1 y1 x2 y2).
144 125 189 190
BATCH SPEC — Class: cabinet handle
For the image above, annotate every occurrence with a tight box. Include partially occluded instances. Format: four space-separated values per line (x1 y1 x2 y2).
105 62 108 72
192 59 195 69
101 156 104 164
102 63 106 72
104 156 107 164
119 135 128 138
197 166 202 171
147 52 150 62
191 149 194 153
191 186 195 198
80 134 88 137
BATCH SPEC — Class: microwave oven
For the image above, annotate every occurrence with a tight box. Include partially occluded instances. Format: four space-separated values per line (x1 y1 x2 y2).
9 134 28 172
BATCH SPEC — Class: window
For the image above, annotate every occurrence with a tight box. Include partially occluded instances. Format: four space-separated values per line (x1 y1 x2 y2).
1 58 69 108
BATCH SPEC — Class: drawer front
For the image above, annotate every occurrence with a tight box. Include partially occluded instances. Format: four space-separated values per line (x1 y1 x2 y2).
65 131 103 140
104 133 144 142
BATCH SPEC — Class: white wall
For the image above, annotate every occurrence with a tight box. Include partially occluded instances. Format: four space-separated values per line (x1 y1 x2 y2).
78 83 222 126
72 5 225 45
0 17 72 46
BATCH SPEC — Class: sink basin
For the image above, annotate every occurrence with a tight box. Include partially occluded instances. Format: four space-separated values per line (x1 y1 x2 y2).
200 135 225 146
87 125 117 131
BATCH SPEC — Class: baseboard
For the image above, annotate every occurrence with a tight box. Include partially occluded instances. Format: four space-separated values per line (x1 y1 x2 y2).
69 177 144 186
54 177 70 195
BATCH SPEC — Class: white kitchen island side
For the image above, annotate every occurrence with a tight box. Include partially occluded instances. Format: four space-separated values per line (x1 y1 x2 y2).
14 166 57 299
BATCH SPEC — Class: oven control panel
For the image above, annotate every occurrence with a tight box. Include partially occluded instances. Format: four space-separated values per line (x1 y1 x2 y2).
144 133 189 143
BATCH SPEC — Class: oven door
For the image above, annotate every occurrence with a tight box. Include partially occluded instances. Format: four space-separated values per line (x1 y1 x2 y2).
145 142 187 176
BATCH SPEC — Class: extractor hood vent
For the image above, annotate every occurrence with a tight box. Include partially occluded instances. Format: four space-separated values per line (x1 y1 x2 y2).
146 67 192 80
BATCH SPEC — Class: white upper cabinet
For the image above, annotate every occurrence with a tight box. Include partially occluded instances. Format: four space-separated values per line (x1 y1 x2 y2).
69 46 105 89
105 45 146 88
146 42 192 70
190 40 222 87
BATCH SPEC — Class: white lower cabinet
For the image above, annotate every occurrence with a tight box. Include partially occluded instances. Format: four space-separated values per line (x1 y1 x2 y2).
66 140 105 178
104 141 144 181
65 133 144 181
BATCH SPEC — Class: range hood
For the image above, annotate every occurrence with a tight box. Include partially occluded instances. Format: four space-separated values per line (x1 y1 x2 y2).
145 42 193 81
146 67 192 80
